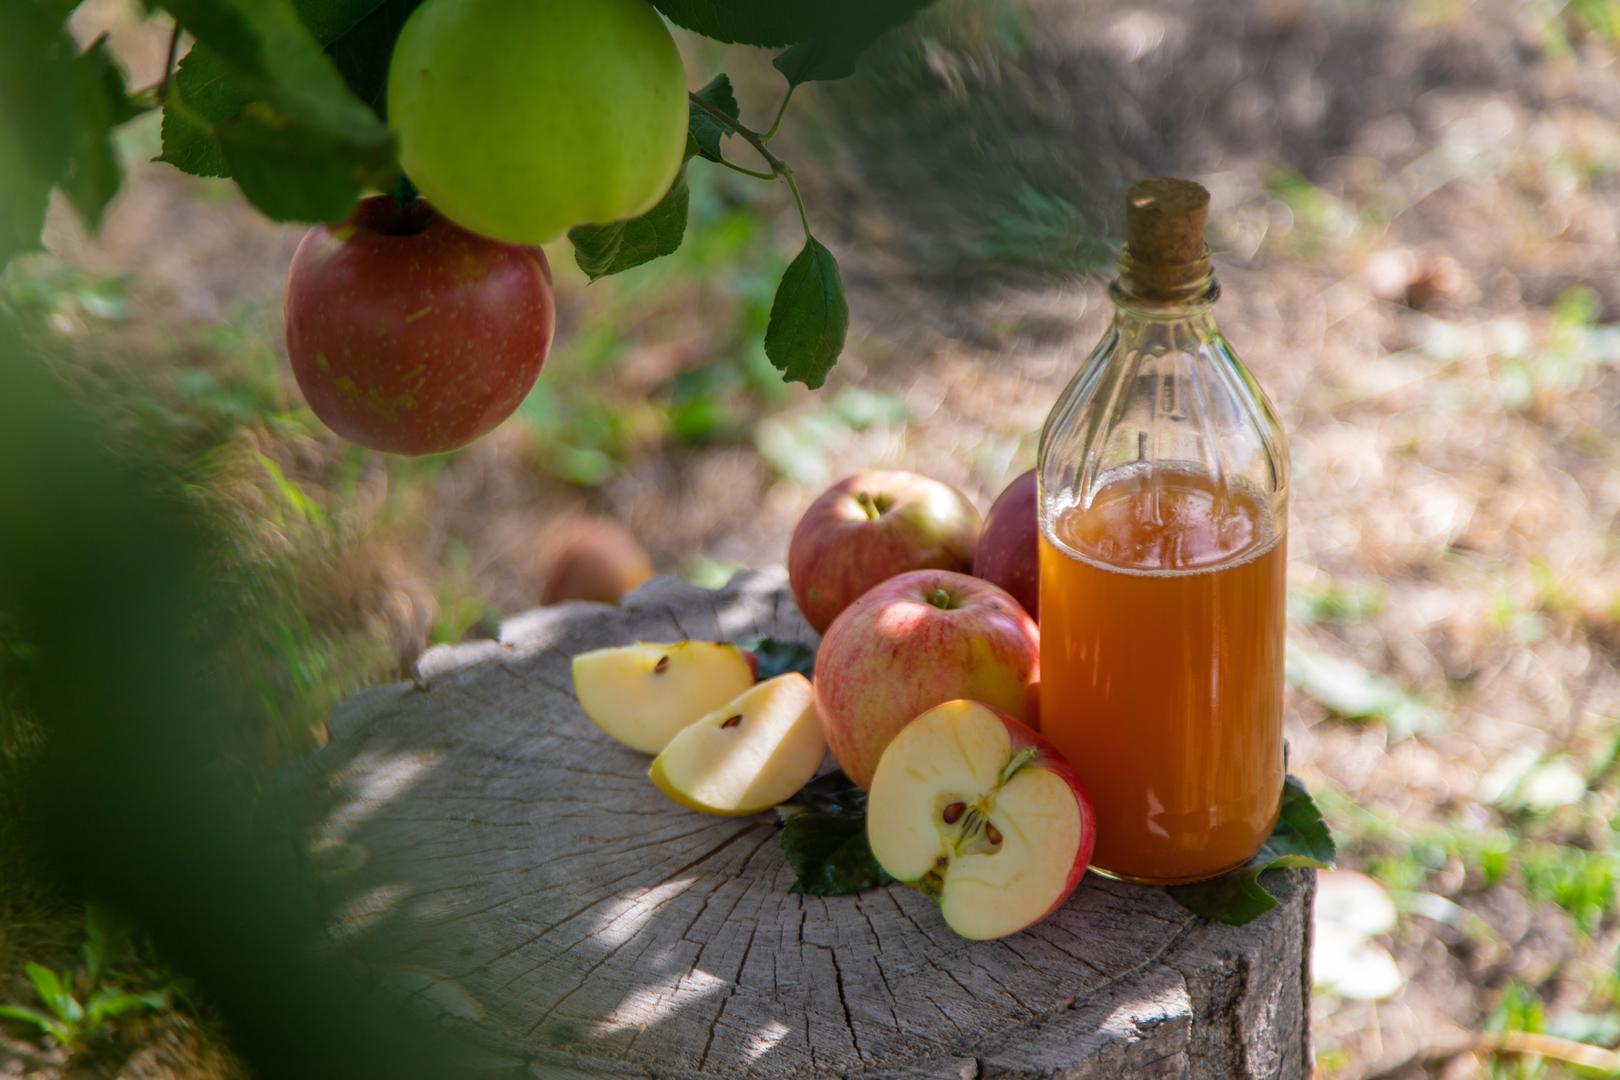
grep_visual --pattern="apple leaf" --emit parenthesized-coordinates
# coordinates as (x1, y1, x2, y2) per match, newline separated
(156, 0, 397, 221)
(324, 0, 423, 116)
(567, 73, 736, 280)
(0, 6, 142, 268)
(772, 1, 938, 87)
(569, 168, 690, 281)
(686, 74, 740, 164)
(1166, 776, 1337, 926)
(777, 773, 893, 896)
(733, 637, 815, 680)
(765, 237, 849, 389)
(650, 0, 935, 49)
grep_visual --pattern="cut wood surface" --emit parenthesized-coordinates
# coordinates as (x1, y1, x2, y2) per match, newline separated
(293, 570, 1315, 1079)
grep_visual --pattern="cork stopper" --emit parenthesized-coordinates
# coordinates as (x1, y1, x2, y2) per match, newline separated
(1119, 178, 1213, 303)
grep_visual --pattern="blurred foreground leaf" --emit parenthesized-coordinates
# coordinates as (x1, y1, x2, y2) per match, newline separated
(1167, 776, 1337, 926)
(0, 6, 140, 267)
(0, 312, 493, 1076)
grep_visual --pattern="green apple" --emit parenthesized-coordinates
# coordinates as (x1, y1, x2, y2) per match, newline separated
(388, 0, 689, 245)
(649, 674, 824, 816)
(572, 641, 757, 754)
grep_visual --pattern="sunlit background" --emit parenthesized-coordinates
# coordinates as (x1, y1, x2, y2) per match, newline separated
(3, 0, 1619, 1076)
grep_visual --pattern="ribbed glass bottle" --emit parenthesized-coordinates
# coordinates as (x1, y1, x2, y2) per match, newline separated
(1037, 179, 1290, 885)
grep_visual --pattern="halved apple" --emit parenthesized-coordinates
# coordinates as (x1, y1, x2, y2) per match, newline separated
(571, 641, 756, 754)
(649, 674, 825, 816)
(867, 699, 1095, 940)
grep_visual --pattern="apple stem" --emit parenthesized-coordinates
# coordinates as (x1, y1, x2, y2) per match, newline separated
(156, 22, 181, 103)
(856, 491, 883, 521)
(392, 173, 420, 207)
(687, 90, 815, 244)
(926, 588, 956, 611)
(997, 747, 1038, 787)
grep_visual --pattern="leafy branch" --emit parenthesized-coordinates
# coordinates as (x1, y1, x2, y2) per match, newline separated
(3, 0, 937, 388)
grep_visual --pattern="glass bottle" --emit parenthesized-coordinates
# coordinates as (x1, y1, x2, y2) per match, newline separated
(1037, 179, 1289, 885)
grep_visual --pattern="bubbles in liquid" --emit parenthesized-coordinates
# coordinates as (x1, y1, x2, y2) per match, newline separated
(1048, 463, 1277, 574)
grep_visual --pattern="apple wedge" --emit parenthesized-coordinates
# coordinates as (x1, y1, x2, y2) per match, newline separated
(572, 641, 756, 754)
(650, 674, 824, 816)
(867, 700, 1095, 940)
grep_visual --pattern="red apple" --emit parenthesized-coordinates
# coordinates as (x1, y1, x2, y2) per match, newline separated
(284, 196, 555, 455)
(541, 518, 654, 605)
(814, 569, 1039, 790)
(973, 469, 1039, 619)
(867, 699, 1094, 939)
(788, 471, 981, 633)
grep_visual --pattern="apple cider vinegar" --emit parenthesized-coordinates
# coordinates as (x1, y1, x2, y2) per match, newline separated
(1037, 179, 1290, 884)
(1039, 469, 1284, 882)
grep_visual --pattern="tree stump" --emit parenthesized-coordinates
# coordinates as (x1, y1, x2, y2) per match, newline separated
(295, 570, 1314, 1079)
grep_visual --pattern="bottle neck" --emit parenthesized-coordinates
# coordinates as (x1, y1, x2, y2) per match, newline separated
(1110, 244, 1220, 314)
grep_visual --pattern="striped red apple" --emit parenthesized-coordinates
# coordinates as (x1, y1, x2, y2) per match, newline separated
(813, 569, 1039, 790)
(788, 471, 980, 634)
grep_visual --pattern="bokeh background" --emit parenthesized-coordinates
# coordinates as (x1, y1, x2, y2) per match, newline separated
(3, 0, 1619, 1076)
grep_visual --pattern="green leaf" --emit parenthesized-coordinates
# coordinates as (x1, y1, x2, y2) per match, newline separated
(568, 168, 690, 280)
(1166, 776, 1337, 926)
(156, 0, 397, 220)
(0, 1003, 56, 1032)
(765, 237, 848, 389)
(215, 106, 382, 222)
(772, 2, 938, 87)
(686, 74, 740, 164)
(567, 73, 739, 280)
(651, 0, 934, 48)
(0, 6, 143, 266)
(158, 47, 238, 177)
(777, 773, 894, 896)
(1286, 642, 1440, 738)
(324, 0, 421, 115)
(155, 0, 384, 141)
(733, 637, 815, 681)
(84, 988, 165, 1024)
(24, 962, 72, 1022)
(82, 902, 133, 989)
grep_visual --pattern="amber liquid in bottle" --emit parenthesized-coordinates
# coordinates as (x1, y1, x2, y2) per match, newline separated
(1038, 178, 1289, 885)
(1039, 468, 1284, 883)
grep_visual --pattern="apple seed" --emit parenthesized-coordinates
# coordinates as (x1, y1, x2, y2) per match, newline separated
(720, 713, 743, 729)
(942, 801, 966, 824)
(985, 821, 1003, 846)
(654, 655, 670, 674)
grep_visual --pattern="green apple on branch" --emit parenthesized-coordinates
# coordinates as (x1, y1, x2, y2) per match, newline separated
(3, 0, 948, 454)
(387, 0, 690, 247)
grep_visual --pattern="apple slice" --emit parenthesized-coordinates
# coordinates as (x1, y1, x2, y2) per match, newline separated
(572, 641, 756, 754)
(650, 674, 824, 816)
(867, 700, 1095, 940)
